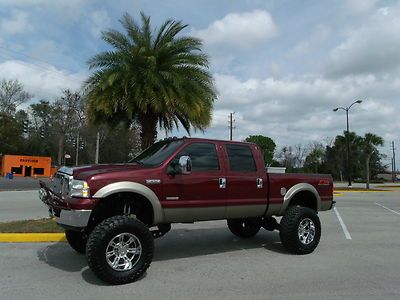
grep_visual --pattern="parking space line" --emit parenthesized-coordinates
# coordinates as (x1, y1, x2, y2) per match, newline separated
(375, 203, 400, 216)
(334, 207, 352, 240)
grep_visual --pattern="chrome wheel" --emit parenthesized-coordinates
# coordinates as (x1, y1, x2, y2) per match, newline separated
(297, 218, 315, 245)
(106, 233, 142, 272)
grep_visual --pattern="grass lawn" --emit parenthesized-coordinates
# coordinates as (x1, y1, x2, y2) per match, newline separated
(0, 218, 64, 233)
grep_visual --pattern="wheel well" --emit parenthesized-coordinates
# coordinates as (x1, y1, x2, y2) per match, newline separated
(90, 192, 154, 229)
(288, 191, 318, 211)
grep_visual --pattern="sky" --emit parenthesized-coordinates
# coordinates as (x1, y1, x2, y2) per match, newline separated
(0, 0, 399, 167)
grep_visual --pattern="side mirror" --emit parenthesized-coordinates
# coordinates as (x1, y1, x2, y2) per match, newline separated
(178, 155, 192, 175)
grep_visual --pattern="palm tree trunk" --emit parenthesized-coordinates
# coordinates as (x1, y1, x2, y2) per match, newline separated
(138, 111, 158, 150)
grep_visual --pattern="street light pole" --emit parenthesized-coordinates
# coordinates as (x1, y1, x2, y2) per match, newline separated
(333, 100, 362, 187)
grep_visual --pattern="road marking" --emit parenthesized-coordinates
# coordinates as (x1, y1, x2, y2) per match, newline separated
(334, 207, 352, 240)
(375, 203, 400, 216)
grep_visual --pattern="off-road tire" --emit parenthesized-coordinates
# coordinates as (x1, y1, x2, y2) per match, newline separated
(65, 230, 87, 254)
(279, 206, 321, 254)
(227, 218, 262, 238)
(86, 216, 154, 285)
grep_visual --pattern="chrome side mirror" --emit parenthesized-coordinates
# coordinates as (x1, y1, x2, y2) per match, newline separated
(178, 155, 192, 175)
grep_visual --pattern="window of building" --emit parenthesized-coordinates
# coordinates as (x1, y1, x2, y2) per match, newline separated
(11, 166, 23, 174)
(226, 144, 257, 172)
(33, 168, 44, 175)
(174, 142, 220, 172)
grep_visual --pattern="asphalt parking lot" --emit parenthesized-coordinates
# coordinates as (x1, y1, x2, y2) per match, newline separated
(0, 188, 400, 299)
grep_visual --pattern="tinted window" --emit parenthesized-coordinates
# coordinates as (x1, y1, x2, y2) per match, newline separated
(131, 140, 184, 167)
(226, 144, 257, 172)
(174, 142, 219, 171)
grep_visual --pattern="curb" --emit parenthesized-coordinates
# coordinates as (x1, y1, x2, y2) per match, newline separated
(0, 233, 66, 243)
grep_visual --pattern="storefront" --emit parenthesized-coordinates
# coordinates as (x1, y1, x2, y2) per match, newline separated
(0, 155, 52, 177)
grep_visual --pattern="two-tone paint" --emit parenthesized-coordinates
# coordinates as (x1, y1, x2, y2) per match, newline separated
(41, 138, 334, 228)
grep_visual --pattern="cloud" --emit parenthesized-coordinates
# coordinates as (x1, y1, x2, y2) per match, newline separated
(89, 9, 111, 38)
(0, 60, 86, 100)
(343, 0, 378, 14)
(291, 24, 331, 56)
(203, 72, 400, 148)
(327, 6, 400, 77)
(0, 11, 32, 35)
(193, 10, 278, 49)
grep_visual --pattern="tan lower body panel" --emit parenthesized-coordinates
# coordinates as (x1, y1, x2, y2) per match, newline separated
(163, 204, 270, 223)
(320, 200, 333, 211)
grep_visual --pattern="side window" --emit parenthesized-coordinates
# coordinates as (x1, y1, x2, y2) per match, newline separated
(226, 144, 257, 172)
(174, 142, 220, 171)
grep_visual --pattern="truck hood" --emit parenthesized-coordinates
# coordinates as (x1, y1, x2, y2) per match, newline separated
(58, 164, 144, 179)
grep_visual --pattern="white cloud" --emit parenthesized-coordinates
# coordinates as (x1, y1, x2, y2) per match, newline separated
(193, 10, 278, 49)
(0, 60, 86, 100)
(343, 0, 378, 14)
(327, 6, 400, 77)
(204, 72, 400, 148)
(0, 11, 32, 35)
(291, 24, 331, 56)
(89, 9, 111, 38)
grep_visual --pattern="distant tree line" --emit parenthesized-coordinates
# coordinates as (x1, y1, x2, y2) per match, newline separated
(246, 133, 386, 182)
(0, 79, 141, 166)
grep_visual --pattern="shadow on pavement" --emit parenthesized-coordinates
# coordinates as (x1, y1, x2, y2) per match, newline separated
(37, 227, 288, 286)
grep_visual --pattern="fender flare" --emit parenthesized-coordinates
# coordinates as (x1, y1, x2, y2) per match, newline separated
(279, 183, 321, 215)
(93, 181, 164, 224)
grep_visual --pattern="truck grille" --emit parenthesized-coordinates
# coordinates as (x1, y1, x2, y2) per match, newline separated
(52, 172, 72, 198)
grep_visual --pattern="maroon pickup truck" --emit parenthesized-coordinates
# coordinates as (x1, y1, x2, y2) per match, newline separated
(39, 137, 334, 284)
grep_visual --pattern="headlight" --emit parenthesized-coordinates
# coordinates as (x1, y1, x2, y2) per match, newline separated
(69, 179, 90, 198)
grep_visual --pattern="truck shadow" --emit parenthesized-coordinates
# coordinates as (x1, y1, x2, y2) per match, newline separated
(37, 227, 289, 286)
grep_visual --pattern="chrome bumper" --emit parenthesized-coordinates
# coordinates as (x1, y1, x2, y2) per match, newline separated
(56, 209, 92, 228)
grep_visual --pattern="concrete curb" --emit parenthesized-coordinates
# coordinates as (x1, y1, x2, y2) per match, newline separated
(334, 189, 394, 193)
(0, 233, 66, 243)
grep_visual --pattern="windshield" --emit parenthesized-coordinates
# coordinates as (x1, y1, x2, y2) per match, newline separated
(131, 140, 184, 167)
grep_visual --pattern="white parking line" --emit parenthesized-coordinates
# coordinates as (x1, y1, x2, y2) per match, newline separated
(334, 207, 352, 240)
(375, 203, 400, 216)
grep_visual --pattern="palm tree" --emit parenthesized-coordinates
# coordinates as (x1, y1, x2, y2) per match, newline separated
(362, 133, 384, 189)
(85, 12, 216, 149)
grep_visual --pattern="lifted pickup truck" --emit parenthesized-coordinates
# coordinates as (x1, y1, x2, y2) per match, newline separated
(39, 137, 334, 284)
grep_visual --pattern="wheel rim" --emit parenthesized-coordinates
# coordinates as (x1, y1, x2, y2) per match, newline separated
(106, 233, 142, 272)
(297, 218, 316, 245)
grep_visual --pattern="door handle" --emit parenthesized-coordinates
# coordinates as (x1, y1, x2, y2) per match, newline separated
(219, 178, 226, 189)
(257, 178, 263, 189)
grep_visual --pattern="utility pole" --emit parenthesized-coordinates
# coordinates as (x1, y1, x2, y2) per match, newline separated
(75, 133, 80, 167)
(95, 131, 100, 164)
(228, 112, 235, 141)
(392, 141, 396, 182)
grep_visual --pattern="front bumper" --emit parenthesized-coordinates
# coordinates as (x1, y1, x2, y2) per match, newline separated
(39, 184, 92, 229)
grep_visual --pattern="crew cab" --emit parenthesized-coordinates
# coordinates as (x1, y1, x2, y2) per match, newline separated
(39, 137, 334, 284)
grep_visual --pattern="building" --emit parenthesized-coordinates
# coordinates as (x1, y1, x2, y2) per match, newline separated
(0, 155, 52, 177)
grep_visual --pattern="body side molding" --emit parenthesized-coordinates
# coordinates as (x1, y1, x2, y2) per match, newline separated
(93, 181, 164, 224)
(279, 183, 321, 215)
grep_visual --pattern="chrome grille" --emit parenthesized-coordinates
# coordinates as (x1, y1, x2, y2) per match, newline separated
(53, 172, 72, 198)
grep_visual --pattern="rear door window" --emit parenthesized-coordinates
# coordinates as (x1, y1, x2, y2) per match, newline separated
(226, 144, 257, 172)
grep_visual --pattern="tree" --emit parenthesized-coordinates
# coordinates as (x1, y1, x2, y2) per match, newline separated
(361, 133, 384, 189)
(245, 135, 276, 165)
(304, 143, 325, 173)
(52, 90, 83, 165)
(0, 79, 32, 115)
(85, 12, 216, 149)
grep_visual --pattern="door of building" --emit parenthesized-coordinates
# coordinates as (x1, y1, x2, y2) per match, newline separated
(24, 166, 32, 177)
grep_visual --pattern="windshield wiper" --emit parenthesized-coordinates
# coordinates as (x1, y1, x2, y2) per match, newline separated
(131, 159, 143, 165)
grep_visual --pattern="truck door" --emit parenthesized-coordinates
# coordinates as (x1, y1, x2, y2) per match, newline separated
(223, 143, 268, 219)
(162, 142, 227, 222)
